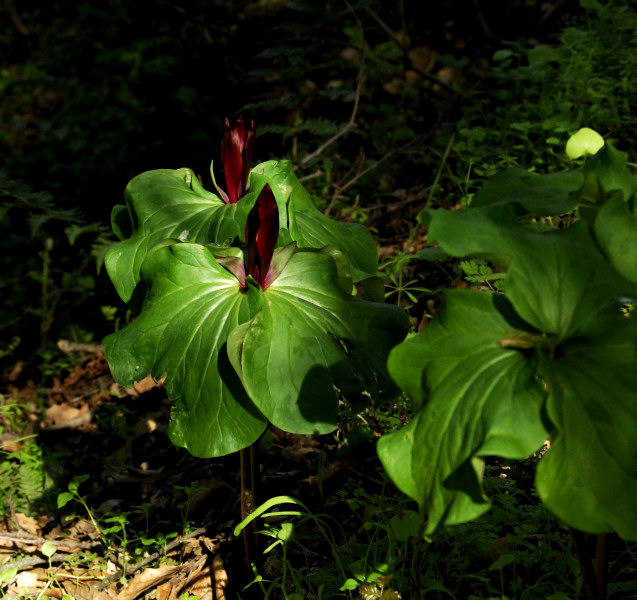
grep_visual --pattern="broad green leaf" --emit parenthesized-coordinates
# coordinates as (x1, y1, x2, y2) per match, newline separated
(427, 208, 637, 339)
(389, 509, 424, 541)
(228, 248, 409, 433)
(376, 412, 421, 502)
(582, 143, 637, 203)
(105, 241, 407, 457)
(105, 168, 253, 305)
(257, 160, 379, 281)
(379, 290, 549, 533)
(104, 242, 267, 457)
(593, 192, 637, 283)
(537, 318, 637, 541)
(503, 223, 637, 339)
(107, 160, 379, 307)
(461, 167, 583, 216)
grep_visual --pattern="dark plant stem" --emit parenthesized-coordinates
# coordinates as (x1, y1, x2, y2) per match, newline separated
(594, 533, 608, 600)
(569, 528, 608, 600)
(239, 444, 260, 569)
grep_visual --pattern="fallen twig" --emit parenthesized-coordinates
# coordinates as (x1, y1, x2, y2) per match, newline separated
(57, 339, 104, 354)
(95, 526, 209, 590)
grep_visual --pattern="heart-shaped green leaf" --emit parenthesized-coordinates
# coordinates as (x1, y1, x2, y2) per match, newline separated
(105, 241, 408, 457)
(104, 242, 267, 457)
(228, 248, 409, 433)
(379, 290, 549, 533)
(565, 127, 604, 159)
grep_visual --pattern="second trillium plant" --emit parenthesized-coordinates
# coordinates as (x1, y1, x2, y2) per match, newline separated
(104, 118, 409, 457)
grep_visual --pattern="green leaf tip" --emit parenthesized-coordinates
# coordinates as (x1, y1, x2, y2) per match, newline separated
(566, 127, 604, 159)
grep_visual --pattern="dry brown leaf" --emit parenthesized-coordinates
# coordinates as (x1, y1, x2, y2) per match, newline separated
(116, 565, 183, 600)
(408, 46, 439, 73)
(63, 579, 113, 600)
(180, 560, 213, 600)
(67, 518, 100, 540)
(213, 555, 228, 600)
(45, 402, 79, 424)
(156, 581, 173, 600)
(9, 569, 44, 595)
(15, 513, 41, 535)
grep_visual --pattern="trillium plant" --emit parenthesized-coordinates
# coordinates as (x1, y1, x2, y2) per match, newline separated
(104, 117, 409, 458)
(378, 130, 637, 544)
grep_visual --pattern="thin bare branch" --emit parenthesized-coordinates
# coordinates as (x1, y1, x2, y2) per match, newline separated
(300, 0, 365, 166)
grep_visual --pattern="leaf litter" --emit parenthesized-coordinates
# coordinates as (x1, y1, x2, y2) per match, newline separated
(0, 340, 391, 599)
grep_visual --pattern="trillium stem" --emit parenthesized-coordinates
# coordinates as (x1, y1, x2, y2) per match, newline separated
(569, 528, 608, 600)
(239, 443, 260, 569)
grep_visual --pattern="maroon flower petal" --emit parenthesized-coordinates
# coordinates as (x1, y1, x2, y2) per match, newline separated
(220, 116, 256, 204)
(245, 184, 279, 288)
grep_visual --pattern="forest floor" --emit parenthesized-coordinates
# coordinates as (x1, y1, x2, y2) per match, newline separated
(1, 339, 396, 600)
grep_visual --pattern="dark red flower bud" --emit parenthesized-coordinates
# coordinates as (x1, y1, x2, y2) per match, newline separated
(245, 184, 279, 288)
(219, 116, 256, 204)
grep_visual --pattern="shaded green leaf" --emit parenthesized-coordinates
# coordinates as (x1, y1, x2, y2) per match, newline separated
(594, 192, 637, 283)
(583, 143, 637, 203)
(379, 290, 548, 533)
(537, 318, 637, 540)
(466, 167, 583, 216)
(427, 208, 637, 339)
